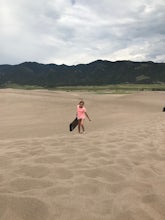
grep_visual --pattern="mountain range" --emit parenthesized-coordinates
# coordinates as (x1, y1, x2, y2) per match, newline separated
(0, 60, 165, 87)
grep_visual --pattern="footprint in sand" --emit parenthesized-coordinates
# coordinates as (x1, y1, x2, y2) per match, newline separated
(47, 186, 71, 197)
(0, 194, 48, 220)
(14, 165, 50, 178)
(53, 168, 74, 179)
(94, 199, 113, 215)
(74, 183, 101, 196)
(0, 156, 13, 168)
(113, 209, 154, 220)
(9, 178, 53, 192)
(142, 194, 165, 218)
(80, 168, 124, 182)
(34, 155, 65, 164)
(90, 152, 110, 159)
(0, 174, 4, 184)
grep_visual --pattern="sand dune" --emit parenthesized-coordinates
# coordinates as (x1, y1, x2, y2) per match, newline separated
(0, 89, 165, 220)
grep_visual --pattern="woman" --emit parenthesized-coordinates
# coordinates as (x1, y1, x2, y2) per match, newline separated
(76, 100, 91, 133)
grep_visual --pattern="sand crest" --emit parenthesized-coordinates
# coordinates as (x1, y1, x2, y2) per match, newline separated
(0, 89, 165, 220)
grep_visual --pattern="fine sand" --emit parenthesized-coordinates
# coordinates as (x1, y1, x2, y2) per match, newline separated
(0, 89, 165, 220)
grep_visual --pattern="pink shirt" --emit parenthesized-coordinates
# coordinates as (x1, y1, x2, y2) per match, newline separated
(77, 105, 86, 119)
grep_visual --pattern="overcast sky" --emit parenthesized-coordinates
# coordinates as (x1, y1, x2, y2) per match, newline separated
(1, 0, 165, 65)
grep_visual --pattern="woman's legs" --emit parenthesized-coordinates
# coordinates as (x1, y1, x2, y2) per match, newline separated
(81, 119, 85, 133)
(78, 119, 85, 133)
(78, 119, 81, 133)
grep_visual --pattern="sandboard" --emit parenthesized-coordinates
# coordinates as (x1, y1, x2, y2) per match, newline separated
(163, 107, 165, 112)
(69, 117, 78, 131)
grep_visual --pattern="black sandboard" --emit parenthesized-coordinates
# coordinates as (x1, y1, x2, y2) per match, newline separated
(69, 118, 78, 131)
(163, 107, 165, 112)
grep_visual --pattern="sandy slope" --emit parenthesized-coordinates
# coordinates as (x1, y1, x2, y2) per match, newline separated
(0, 89, 165, 220)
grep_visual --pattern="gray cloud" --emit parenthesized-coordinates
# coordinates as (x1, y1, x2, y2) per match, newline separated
(0, 0, 164, 65)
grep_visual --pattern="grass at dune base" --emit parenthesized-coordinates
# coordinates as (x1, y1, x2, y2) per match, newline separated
(1, 83, 165, 93)
(56, 84, 165, 92)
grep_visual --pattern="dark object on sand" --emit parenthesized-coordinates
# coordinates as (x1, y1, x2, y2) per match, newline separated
(70, 118, 78, 131)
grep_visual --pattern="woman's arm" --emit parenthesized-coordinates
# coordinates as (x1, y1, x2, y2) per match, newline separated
(85, 112, 91, 121)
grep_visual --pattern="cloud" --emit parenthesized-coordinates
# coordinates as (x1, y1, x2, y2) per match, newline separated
(0, 0, 165, 65)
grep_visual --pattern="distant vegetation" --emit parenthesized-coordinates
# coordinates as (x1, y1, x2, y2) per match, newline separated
(2, 84, 165, 94)
(0, 60, 165, 89)
(55, 84, 165, 93)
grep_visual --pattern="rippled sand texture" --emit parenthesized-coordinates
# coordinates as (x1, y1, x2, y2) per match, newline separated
(0, 89, 165, 220)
